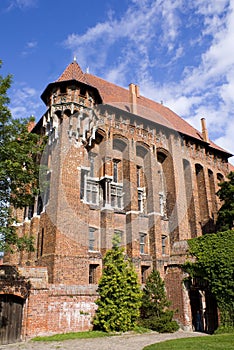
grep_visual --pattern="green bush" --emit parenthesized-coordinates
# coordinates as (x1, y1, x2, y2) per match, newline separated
(93, 244, 142, 332)
(214, 326, 234, 334)
(139, 270, 179, 333)
(139, 312, 179, 333)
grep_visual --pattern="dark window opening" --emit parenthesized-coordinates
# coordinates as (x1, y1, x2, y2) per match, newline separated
(89, 264, 99, 284)
(40, 228, 44, 257)
(141, 266, 149, 284)
(80, 169, 85, 199)
(28, 202, 34, 220)
(162, 235, 167, 255)
(37, 196, 43, 215)
(80, 87, 86, 97)
(60, 85, 66, 94)
(137, 166, 141, 187)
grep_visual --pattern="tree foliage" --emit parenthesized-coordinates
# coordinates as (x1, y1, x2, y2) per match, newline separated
(139, 270, 179, 333)
(184, 230, 234, 326)
(93, 245, 142, 332)
(216, 171, 234, 231)
(0, 60, 43, 252)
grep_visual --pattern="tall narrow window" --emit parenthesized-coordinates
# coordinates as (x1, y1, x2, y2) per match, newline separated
(89, 264, 99, 284)
(159, 192, 166, 217)
(137, 166, 142, 187)
(80, 169, 85, 199)
(89, 153, 95, 177)
(37, 195, 43, 215)
(141, 266, 149, 284)
(111, 185, 123, 209)
(138, 189, 144, 212)
(86, 181, 99, 205)
(40, 228, 44, 257)
(28, 201, 34, 220)
(113, 160, 118, 183)
(161, 235, 167, 255)
(89, 227, 98, 251)
(140, 233, 147, 254)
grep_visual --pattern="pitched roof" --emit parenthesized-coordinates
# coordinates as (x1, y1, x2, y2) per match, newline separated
(57, 61, 87, 84)
(55, 61, 232, 156)
(85, 73, 230, 155)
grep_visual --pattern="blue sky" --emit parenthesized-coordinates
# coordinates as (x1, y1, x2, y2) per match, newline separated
(0, 0, 234, 164)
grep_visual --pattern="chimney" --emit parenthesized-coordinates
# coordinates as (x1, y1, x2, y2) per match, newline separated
(129, 83, 139, 114)
(201, 118, 209, 143)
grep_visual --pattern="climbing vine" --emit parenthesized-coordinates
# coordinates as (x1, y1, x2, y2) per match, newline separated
(184, 230, 234, 327)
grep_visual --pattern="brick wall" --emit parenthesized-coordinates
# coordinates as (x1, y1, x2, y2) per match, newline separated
(24, 285, 98, 338)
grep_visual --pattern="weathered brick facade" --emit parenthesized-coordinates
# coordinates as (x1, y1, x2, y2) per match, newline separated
(1, 60, 233, 342)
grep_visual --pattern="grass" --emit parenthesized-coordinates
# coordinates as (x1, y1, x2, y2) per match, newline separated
(143, 333, 234, 350)
(32, 330, 111, 341)
(32, 326, 150, 342)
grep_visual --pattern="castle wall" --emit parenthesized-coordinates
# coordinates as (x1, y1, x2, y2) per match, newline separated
(3, 75, 232, 341)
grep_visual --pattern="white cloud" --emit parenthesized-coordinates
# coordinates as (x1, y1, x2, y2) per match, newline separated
(7, 0, 37, 10)
(64, 0, 182, 77)
(21, 40, 38, 56)
(62, 0, 234, 162)
(26, 41, 37, 48)
(9, 83, 42, 119)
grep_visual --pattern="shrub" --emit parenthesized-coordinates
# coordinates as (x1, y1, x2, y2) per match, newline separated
(139, 313, 179, 333)
(139, 270, 179, 333)
(93, 245, 142, 332)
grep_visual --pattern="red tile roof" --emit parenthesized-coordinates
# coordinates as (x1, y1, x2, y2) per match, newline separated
(228, 163, 234, 172)
(57, 61, 87, 84)
(56, 62, 232, 156)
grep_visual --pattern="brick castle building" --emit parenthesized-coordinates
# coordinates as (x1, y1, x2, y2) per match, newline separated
(1, 60, 233, 344)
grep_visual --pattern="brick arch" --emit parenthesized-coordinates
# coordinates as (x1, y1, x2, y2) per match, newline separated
(183, 159, 197, 238)
(208, 169, 218, 222)
(156, 147, 170, 162)
(63, 109, 72, 117)
(217, 172, 224, 183)
(112, 134, 128, 151)
(136, 140, 150, 150)
(195, 163, 209, 232)
(96, 127, 106, 139)
(54, 110, 62, 118)
(136, 142, 150, 158)
(157, 148, 178, 244)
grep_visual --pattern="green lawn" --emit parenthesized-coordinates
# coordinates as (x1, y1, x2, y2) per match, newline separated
(32, 326, 150, 342)
(32, 330, 111, 341)
(143, 334, 234, 350)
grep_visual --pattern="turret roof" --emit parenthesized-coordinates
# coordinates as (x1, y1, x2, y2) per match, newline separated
(57, 61, 87, 84)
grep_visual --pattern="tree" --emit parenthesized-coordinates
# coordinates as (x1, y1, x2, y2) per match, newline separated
(216, 171, 234, 231)
(139, 270, 179, 333)
(184, 230, 234, 328)
(0, 60, 43, 253)
(93, 245, 142, 332)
